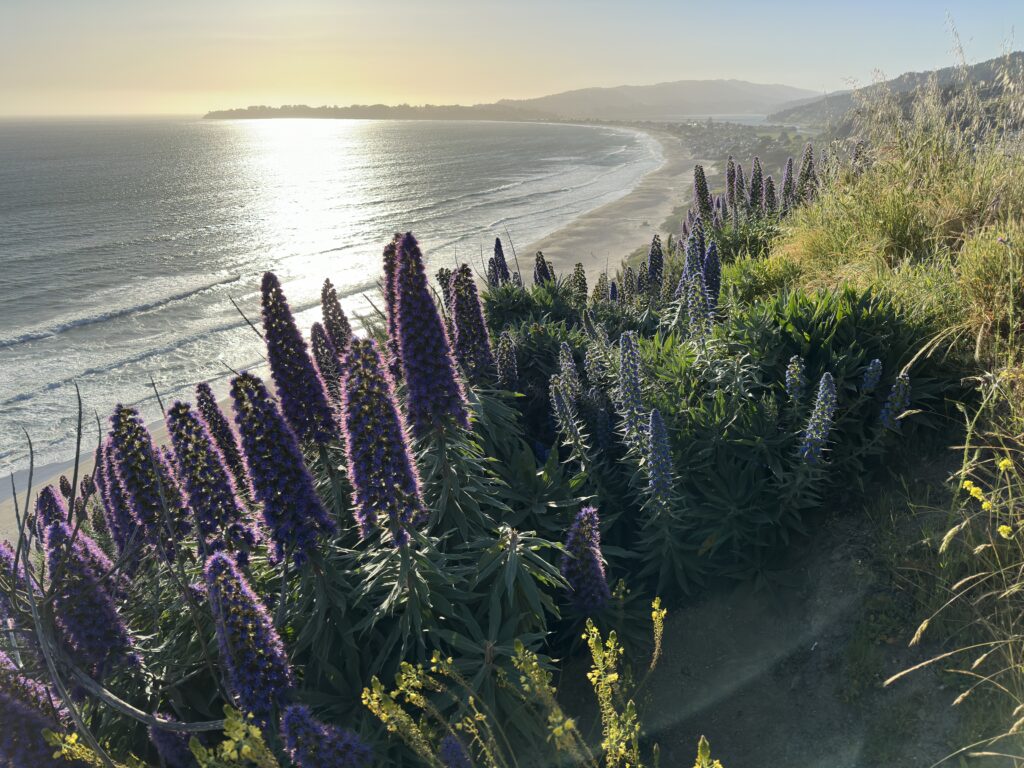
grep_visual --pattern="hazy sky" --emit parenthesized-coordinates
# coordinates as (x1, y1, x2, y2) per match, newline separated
(0, 0, 1019, 116)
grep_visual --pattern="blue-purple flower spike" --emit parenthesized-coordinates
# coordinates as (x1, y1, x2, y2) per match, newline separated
(281, 704, 373, 768)
(734, 164, 748, 213)
(491, 237, 511, 285)
(204, 552, 293, 725)
(800, 372, 837, 464)
(450, 264, 495, 384)
(495, 331, 518, 390)
(98, 440, 138, 557)
(617, 331, 644, 446)
(560, 506, 611, 614)
(196, 382, 251, 498)
(693, 164, 714, 224)
(321, 278, 353, 354)
(0, 648, 67, 725)
(231, 372, 335, 565)
(167, 401, 259, 564)
(797, 143, 817, 202)
(394, 232, 469, 437)
(880, 373, 911, 431)
(383, 234, 403, 379)
(763, 175, 778, 216)
(781, 156, 795, 212)
(647, 234, 664, 294)
(311, 321, 345, 404)
(34, 485, 68, 536)
(261, 271, 338, 445)
(340, 339, 425, 545)
(109, 405, 190, 560)
(749, 157, 764, 213)
(533, 251, 555, 285)
(0, 683, 79, 768)
(785, 355, 807, 402)
(438, 733, 473, 768)
(148, 717, 197, 768)
(45, 521, 136, 681)
(646, 409, 673, 511)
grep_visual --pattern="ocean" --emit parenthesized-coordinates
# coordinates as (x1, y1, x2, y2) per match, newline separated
(0, 118, 661, 477)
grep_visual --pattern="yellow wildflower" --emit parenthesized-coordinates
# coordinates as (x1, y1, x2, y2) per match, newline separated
(999, 524, 1014, 540)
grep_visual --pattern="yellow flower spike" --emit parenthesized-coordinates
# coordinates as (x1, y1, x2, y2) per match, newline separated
(999, 458, 1013, 472)
(999, 524, 1014, 540)
(982, 501, 994, 511)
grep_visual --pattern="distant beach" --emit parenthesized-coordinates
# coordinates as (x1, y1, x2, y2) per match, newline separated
(526, 127, 695, 276)
(0, 124, 692, 541)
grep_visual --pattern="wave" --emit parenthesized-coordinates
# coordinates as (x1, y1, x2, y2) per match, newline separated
(0, 280, 380, 410)
(0, 274, 243, 349)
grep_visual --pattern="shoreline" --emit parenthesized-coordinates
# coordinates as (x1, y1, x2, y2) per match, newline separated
(524, 126, 695, 279)
(0, 125, 694, 542)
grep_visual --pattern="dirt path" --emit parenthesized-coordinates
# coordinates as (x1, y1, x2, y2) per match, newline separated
(565, 507, 1008, 768)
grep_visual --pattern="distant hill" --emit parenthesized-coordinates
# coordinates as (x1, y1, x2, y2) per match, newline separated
(495, 80, 818, 121)
(767, 52, 1024, 128)
(204, 103, 551, 121)
(206, 79, 818, 122)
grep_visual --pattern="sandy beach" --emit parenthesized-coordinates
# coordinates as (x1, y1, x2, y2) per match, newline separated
(0, 125, 694, 542)
(526, 127, 695, 278)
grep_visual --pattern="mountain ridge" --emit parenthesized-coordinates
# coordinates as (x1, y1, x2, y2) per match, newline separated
(204, 79, 818, 121)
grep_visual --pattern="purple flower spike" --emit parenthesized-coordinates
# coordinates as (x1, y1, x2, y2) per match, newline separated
(533, 251, 555, 285)
(148, 716, 197, 768)
(491, 237, 511, 286)
(34, 485, 69, 536)
(340, 339, 425, 545)
(394, 232, 469, 437)
(438, 733, 473, 768)
(796, 143, 817, 202)
(45, 521, 136, 681)
(646, 234, 664, 294)
(763, 175, 778, 215)
(196, 382, 252, 498)
(261, 271, 338, 445)
(800, 372, 837, 464)
(311, 321, 345, 404)
(383, 234, 403, 379)
(58, 475, 72, 500)
(99, 440, 138, 558)
(749, 156, 764, 213)
(734, 164, 748, 212)
(450, 264, 495, 384)
(560, 506, 611, 614)
(781, 157, 795, 212)
(321, 278, 354, 353)
(167, 402, 259, 565)
(0, 685, 80, 768)
(0, 649, 67, 725)
(109, 405, 190, 561)
(231, 373, 335, 566)
(495, 332, 518, 391)
(693, 164, 714, 225)
(726, 156, 736, 211)
(204, 552, 293, 725)
(281, 704, 373, 768)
